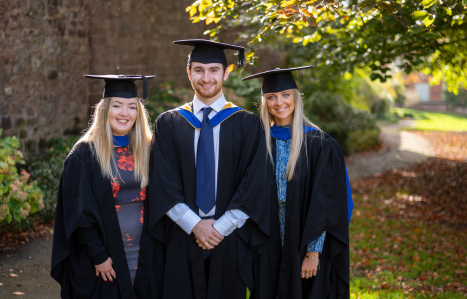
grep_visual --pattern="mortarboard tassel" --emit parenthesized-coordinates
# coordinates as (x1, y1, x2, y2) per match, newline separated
(238, 49, 245, 68)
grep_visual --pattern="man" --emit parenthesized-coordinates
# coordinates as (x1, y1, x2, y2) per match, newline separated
(148, 40, 270, 299)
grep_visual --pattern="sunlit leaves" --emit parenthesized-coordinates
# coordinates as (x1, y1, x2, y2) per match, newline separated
(185, 0, 467, 90)
(424, 14, 435, 27)
(413, 10, 429, 20)
(421, 0, 435, 8)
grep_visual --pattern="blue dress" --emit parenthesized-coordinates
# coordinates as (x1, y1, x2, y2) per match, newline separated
(276, 138, 326, 252)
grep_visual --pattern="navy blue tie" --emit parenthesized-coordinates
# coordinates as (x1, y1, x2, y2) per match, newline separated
(196, 107, 216, 214)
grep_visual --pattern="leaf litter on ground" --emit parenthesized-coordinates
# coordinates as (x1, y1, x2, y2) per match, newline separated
(350, 131, 467, 298)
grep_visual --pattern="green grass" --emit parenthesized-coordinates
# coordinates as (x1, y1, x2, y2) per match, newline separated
(393, 108, 467, 131)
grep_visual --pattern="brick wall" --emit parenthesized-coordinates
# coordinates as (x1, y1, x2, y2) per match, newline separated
(0, 0, 88, 152)
(85, 0, 212, 109)
(0, 0, 282, 154)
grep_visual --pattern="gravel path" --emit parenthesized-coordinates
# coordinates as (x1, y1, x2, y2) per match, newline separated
(0, 121, 434, 298)
(346, 120, 433, 181)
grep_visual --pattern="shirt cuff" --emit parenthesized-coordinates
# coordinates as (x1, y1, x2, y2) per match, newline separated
(166, 203, 201, 235)
(213, 210, 249, 236)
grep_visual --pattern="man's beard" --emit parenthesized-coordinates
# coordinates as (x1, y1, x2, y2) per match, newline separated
(192, 80, 223, 99)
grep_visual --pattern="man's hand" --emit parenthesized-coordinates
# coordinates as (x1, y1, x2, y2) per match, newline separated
(95, 257, 117, 282)
(193, 219, 224, 250)
(301, 252, 319, 279)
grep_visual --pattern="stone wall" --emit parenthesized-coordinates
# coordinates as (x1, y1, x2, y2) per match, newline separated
(0, 0, 89, 152)
(0, 0, 282, 154)
(85, 0, 212, 110)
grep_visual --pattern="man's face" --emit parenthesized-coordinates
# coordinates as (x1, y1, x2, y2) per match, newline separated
(187, 62, 229, 101)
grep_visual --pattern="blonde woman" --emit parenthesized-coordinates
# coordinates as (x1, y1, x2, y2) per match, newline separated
(243, 67, 353, 299)
(51, 75, 161, 299)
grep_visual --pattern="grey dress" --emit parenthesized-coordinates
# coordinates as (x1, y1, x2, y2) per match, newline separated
(111, 145, 146, 284)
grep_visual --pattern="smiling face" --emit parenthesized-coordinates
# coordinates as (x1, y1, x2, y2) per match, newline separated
(265, 89, 296, 126)
(187, 62, 229, 104)
(109, 97, 138, 136)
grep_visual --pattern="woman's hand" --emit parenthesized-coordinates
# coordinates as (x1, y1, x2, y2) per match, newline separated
(95, 257, 117, 282)
(301, 252, 319, 279)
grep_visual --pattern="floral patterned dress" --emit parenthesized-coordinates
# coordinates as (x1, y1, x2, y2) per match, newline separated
(110, 145, 146, 284)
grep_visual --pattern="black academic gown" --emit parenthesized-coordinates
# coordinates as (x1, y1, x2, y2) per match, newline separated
(252, 131, 350, 299)
(51, 142, 164, 299)
(148, 106, 269, 299)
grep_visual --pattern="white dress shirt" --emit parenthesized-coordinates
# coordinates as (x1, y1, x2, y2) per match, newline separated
(166, 94, 249, 236)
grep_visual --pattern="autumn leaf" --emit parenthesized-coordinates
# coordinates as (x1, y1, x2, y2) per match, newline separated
(10, 274, 18, 277)
(206, 12, 216, 25)
(299, 7, 312, 17)
(301, 13, 317, 27)
(13, 292, 25, 296)
(228, 64, 237, 73)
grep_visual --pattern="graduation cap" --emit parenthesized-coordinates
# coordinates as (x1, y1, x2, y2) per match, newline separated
(84, 74, 156, 99)
(241, 66, 314, 94)
(173, 39, 245, 68)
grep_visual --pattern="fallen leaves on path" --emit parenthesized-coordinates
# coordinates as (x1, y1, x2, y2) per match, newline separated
(349, 130, 467, 297)
(9, 274, 18, 278)
(0, 223, 54, 253)
(414, 131, 467, 161)
(13, 292, 25, 295)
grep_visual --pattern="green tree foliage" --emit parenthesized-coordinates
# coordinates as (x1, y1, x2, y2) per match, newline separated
(0, 129, 44, 225)
(187, 0, 467, 93)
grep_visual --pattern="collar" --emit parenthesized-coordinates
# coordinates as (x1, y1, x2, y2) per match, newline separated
(270, 124, 318, 140)
(193, 94, 227, 115)
(112, 134, 130, 147)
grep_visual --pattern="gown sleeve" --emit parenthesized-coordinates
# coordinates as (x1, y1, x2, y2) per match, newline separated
(77, 227, 109, 265)
(300, 136, 350, 299)
(148, 112, 191, 243)
(51, 143, 106, 286)
(300, 137, 349, 248)
(222, 115, 269, 239)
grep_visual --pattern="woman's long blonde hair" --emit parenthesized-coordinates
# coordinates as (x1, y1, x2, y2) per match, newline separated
(74, 97, 153, 188)
(261, 89, 320, 181)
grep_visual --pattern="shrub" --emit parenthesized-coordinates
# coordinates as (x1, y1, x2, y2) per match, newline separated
(26, 136, 80, 223)
(223, 73, 262, 113)
(145, 82, 193, 122)
(371, 98, 392, 117)
(145, 81, 250, 121)
(0, 129, 44, 226)
(303, 91, 380, 155)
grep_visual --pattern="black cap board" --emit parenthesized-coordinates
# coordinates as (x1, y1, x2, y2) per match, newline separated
(241, 66, 314, 94)
(84, 75, 156, 99)
(173, 39, 246, 68)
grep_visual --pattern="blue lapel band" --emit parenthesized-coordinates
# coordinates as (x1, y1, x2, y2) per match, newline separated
(112, 134, 130, 147)
(270, 124, 318, 140)
(174, 103, 244, 130)
(270, 124, 353, 225)
(344, 164, 353, 225)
